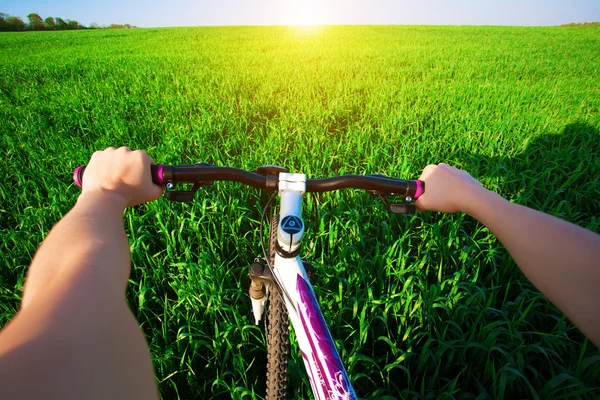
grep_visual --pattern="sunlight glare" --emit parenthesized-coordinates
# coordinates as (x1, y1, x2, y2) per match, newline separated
(285, 0, 328, 26)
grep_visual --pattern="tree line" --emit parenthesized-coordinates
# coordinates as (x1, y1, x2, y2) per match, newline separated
(0, 12, 136, 32)
(560, 21, 600, 27)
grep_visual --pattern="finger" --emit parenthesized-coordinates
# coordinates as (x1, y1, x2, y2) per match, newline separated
(418, 164, 436, 180)
(136, 154, 154, 185)
(89, 150, 103, 164)
(133, 150, 149, 166)
(151, 184, 164, 199)
(414, 195, 427, 210)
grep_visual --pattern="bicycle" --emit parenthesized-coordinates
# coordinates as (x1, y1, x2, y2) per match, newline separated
(74, 163, 424, 399)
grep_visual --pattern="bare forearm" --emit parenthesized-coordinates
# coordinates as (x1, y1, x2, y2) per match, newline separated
(23, 191, 130, 307)
(0, 267, 157, 400)
(3, 191, 159, 399)
(468, 190, 600, 345)
(0, 148, 162, 399)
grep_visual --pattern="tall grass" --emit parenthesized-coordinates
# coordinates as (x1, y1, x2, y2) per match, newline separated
(1, 26, 599, 399)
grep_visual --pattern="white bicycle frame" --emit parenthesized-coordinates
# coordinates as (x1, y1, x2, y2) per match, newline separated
(253, 172, 357, 399)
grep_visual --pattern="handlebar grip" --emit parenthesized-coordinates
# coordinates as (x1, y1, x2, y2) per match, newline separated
(72, 164, 165, 188)
(73, 166, 85, 188)
(414, 180, 424, 200)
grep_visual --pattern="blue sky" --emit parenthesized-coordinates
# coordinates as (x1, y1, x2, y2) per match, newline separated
(2, 0, 600, 28)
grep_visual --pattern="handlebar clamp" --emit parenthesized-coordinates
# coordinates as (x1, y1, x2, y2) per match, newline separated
(255, 165, 289, 191)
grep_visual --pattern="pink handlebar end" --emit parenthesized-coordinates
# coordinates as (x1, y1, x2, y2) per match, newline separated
(414, 180, 424, 200)
(156, 164, 165, 186)
(73, 166, 83, 188)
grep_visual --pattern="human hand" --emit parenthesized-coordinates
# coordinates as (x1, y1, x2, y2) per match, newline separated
(415, 163, 488, 214)
(80, 147, 163, 208)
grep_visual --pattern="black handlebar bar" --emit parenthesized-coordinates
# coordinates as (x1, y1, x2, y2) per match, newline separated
(73, 164, 425, 201)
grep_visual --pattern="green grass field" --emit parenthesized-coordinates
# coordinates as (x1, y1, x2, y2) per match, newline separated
(1, 25, 599, 399)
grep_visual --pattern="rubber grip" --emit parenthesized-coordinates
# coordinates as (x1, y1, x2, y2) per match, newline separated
(72, 164, 164, 188)
(414, 180, 424, 200)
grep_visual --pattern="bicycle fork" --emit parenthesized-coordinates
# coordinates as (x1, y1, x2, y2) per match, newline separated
(249, 257, 315, 325)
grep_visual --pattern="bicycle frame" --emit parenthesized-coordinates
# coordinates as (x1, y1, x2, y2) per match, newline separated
(270, 172, 357, 399)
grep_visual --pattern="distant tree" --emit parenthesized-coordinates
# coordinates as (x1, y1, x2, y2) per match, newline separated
(6, 16, 26, 31)
(67, 19, 83, 30)
(44, 16, 56, 30)
(560, 21, 600, 27)
(27, 12, 45, 30)
(0, 12, 132, 32)
(0, 13, 7, 31)
(107, 23, 135, 29)
(55, 17, 67, 29)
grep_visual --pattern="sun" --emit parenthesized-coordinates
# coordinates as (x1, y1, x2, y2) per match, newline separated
(285, 0, 328, 26)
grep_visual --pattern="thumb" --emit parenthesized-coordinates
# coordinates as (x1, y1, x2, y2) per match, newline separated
(149, 177, 164, 200)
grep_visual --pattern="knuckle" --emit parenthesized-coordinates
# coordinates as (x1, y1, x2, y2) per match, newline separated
(90, 150, 104, 162)
(133, 150, 149, 166)
(133, 149, 147, 159)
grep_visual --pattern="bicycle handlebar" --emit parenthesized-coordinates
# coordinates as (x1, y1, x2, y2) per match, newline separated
(73, 164, 424, 199)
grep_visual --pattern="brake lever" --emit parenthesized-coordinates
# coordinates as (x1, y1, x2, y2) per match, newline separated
(367, 189, 416, 215)
(164, 162, 214, 202)
(165, 181, 213, 202)
(386, 202, 416, 215)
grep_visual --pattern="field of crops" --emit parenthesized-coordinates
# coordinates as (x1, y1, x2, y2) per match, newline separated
(1, 25, 599, 399)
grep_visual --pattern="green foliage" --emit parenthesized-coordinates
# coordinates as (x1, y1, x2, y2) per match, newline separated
(26, 13, 44, 31)
(55, 17, 67, 30)
(2, 15, 25, 31)
(0, 26, 599, 399)
(44, 16, 56, 30)
(66, 19, 83, 30)
(0, 11, 133, 31)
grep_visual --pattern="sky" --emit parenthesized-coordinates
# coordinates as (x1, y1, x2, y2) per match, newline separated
(2, 0, 600, 28)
